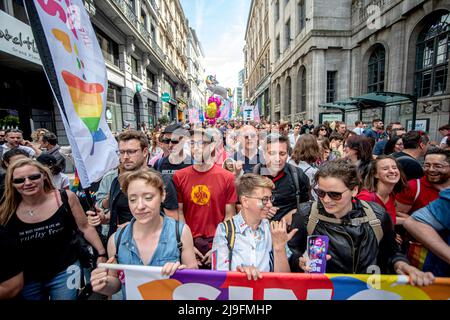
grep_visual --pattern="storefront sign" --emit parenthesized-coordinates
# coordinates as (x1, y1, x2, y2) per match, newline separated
(161, 92, 170, 102)
(0, 10, 41, 65)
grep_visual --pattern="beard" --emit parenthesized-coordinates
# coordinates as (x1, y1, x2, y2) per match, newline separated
(427, 172, 450, 185)
(122, 158, 145, 172)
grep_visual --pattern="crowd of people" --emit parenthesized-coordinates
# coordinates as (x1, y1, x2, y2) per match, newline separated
(0, 118, 449, 300)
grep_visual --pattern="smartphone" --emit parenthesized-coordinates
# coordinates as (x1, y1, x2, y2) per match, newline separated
(307, 235, 329, 274)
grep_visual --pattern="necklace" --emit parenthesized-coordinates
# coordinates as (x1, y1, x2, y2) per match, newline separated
(27, 209, 35, 217)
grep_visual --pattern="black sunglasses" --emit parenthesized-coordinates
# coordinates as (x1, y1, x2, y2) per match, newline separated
(315, 188, 349, 201)
(13, 173, 42, 185)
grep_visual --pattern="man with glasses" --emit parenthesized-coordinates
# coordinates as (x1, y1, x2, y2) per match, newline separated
(152, 124, 192, 177)
(253, 133, 311, 223)
(89, 130, 179, 239)
(232, 125, 264, 174)
(173, 128, 237, 269)
(211, 174, 295, 277)
(393, 131, 429, 180)
(396, 149, 450, 220)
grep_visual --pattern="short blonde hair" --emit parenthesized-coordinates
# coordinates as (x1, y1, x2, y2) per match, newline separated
(119, 168, 165, 197)
(236, 173, 274, 198)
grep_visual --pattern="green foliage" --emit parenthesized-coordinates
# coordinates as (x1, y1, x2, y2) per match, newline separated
(0, 115, 20, 128)
(159, 115, 169, 125)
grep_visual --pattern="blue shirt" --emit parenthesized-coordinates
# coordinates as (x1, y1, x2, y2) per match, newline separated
(412, 188, 450, 231)
(114, 215, 183, 298)
(211, 212, 291, 272)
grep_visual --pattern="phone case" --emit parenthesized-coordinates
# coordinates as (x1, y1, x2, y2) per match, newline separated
(307, 235, 329, 274)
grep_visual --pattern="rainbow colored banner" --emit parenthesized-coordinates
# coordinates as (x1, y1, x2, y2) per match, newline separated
(25, 1, 119, 188)
(100, 264, 450, 300)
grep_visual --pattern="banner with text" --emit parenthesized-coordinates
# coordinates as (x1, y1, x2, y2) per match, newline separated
(100, 264, 450, 300)
(25, 0, 119, 187)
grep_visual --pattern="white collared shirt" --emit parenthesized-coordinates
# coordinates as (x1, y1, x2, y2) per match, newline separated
(211, 212, 291, 272)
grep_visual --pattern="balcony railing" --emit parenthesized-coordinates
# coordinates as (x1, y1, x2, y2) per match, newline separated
(111, 0, 138, 28)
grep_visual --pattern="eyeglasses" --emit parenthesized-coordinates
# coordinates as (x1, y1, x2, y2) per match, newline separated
(118, 149, 141, 156)
(190, 140, 211, 147)
(315, 188, 349, 201)
(12, 173, 42, 185)
(423, 163, 449, 170)
(245, 195, 275, 205)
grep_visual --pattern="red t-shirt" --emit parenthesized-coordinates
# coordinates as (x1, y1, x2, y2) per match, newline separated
(357, 189, 397, 224)
(395, 177, 440, 214)
(173, 164, 238, 239)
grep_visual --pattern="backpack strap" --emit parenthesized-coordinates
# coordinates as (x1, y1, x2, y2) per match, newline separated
(114, 227, 126, 261)
(359, 201, 383, 245)
(306, 201, 383, 244)
(175, 218, 183, 257)
(306, 202, 320, 235)
(223, 219, 236, 271)
(288, 164, 301, 214)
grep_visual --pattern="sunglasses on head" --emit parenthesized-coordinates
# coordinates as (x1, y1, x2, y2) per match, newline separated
(12, 173, 42, 185)
(315, 188, 349, 201)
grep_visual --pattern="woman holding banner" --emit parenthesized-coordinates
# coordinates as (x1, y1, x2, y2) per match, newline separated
(90, 168, 197, 299)
(288, 159, 435, 286)
(0, 159, 107, 300)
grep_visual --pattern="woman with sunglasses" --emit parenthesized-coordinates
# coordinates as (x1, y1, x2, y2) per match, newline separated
(288, 160, 434, 285)
(0, 159, 106, 299)
(313, 126, 329, 140)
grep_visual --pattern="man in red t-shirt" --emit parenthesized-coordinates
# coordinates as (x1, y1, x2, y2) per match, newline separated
(173, 128, 237, 268)
(396, 149, 450, 223)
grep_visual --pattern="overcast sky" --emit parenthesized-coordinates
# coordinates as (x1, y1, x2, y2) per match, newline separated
(180, 0, 251, 89)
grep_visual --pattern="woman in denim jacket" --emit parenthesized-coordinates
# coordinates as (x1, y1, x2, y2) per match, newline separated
(90, 169, 197, 299)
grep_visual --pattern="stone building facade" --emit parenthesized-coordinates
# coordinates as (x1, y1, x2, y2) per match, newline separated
(244, 0, 272, 118)
(187, 27, 206, 112)
(263, 0, 449, 140)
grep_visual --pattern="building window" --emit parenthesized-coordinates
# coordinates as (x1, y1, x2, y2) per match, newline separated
(415, 12, 449, 97)
(298, 0, 305, 33)
(299, 66, 306, 112)
(276, 84, 281, 106)
(285, 77, 292, 115)
(275, 34, 280, 60)
(275, 0, 280, 22)
(285, 19, 291, 50)
(95, 27, 120, 67)
(146, 70, 156, 91)
(368, 45, 385, 93)
(1, 0, 28, 23)
(326, 71, 337, 103)
(131, 56, 139, 77)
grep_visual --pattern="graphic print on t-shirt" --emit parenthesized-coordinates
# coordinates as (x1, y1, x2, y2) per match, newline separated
(18, 222, 64, 243)
(191, 185, 211, 206)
